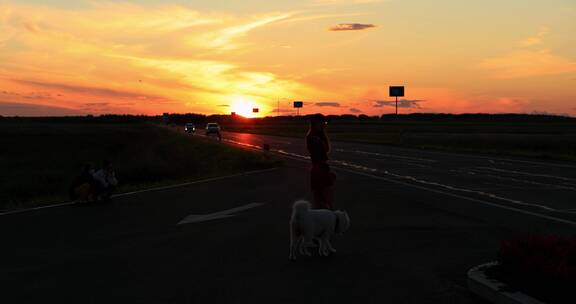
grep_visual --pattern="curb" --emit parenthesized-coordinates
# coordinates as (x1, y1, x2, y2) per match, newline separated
(467, 262, 545, 304)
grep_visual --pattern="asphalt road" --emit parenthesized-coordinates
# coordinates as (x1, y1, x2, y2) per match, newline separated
(222, 131, 576, 230)
(2, 130, 575, 303)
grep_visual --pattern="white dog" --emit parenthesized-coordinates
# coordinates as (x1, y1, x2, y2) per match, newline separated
(289, 200, 350, 260)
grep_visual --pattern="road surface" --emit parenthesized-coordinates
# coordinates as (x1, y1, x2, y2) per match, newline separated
(222, 131, 576, 228)
(2, 130, 575, 303)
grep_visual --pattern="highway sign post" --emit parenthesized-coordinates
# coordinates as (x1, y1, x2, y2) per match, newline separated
(389, 86, 405, 115)
(293, 101, 303, 116)
(252, 108, 259, 113)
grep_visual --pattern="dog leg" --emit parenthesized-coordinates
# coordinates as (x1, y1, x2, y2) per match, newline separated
(302, 232, 314, 256)
(317, 238, 324, 256)
(326, 240, 337, 253)
(289, 239, 296, 260)
(289, 225, 298, 260)
(297, 237, 306, 256)
(301, 238, 309, 255)
(321, 239, 332, 256)
(300, 239, 312, 256)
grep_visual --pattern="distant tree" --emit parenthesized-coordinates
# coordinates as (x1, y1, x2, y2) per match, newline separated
(339, 114, 356, 120)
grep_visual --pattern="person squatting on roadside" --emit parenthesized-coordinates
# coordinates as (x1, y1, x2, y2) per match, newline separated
(306, 114, 336, 210)
(69, 163, 97, 202)
(91, 160, 118, 202)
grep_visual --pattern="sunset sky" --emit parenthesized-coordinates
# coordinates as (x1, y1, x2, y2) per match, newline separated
(0, 0, 574, 117)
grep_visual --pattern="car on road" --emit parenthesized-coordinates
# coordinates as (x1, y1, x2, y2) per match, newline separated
(205, 123, 221, 136)
(184, 123, 195, 133)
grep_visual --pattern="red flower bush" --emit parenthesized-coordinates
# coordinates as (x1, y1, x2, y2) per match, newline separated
(499, 235, 576, 280)
(493, 235, 576, 302)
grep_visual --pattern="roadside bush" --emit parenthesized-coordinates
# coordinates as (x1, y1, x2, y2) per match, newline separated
(491, 235, 576, 303)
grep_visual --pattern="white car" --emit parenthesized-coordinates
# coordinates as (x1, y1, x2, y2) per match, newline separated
(205, 123, 221, 136)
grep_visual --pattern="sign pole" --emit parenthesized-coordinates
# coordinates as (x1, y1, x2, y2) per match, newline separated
(389, 86, 404, 116)
(293, 101, 303, 116)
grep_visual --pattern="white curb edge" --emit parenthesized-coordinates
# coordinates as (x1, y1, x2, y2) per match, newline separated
(467, 262, 546, 304)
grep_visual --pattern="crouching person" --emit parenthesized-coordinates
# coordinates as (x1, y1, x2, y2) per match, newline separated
(92, 161, 118, 202)
(69, 163, 97, 203)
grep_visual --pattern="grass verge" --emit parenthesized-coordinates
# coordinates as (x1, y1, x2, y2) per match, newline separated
(222, 120, 576, 162)
(0, 121, 280, 211)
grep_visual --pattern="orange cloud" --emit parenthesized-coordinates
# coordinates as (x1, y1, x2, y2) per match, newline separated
(313, 0, 386, 5)
(518, 26, 549, 47)
(476, 27, 576, 79)
(329, 23, 376, 31)
(477, 49, 576, 79)
(0, 3, 319, 115)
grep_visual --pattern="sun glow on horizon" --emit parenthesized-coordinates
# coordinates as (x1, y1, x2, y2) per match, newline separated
(0, 1, 574, 116)
(230, 96, 260, 118)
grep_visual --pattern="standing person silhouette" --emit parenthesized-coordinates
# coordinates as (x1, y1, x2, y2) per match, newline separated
(306, 114, 336, 210)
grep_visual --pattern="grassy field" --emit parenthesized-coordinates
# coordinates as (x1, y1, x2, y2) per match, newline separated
(0, 121, 279, 211)
(221, 118, 576, 161)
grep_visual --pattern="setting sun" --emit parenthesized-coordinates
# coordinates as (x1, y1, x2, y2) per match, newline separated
(230, 96, 259, 118)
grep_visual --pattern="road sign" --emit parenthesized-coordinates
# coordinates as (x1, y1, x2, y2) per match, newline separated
(389, 86, 405, 115)
(252, 108, 259, 113)
(293, 101, 303, 115)
(389, 86, 404, 97)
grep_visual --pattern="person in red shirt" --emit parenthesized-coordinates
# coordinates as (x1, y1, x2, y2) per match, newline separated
(306, 114, 336, 210)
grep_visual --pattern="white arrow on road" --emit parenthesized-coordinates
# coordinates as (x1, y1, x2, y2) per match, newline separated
(177, 203, 264, 225)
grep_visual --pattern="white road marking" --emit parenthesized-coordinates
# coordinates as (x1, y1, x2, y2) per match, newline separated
(222, 139, 262, 150)
(230, 139, 567, 216)
(331, 166, 576, 227)
(177, 203, 264, 225)
(465, 169, 576, 191)
(474, 166, 576, 182)
(335, 148, 437, 163)
(275, 149, 310, 160)
(114, 168, 275, 197)
(255, 141, 571, 215)
(479, 156, 576, 169)
(0, 168, 276, 217)
(222, 137, 576, 226)
(0, 202, 78, 217)
(333, 160, 560, 212)
(224, 131, 576, 169)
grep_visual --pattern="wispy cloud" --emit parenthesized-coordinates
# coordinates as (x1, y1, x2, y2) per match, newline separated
(329, 23, 376, 31)
(314, 0, 385, 6)
(193, 13, 292, 50)
(477, 27, 576, 79)
(316, 102, 341, 107)
(349, 107, 362, 113)
(11, 79, 166, 101)
(0, 4, 319, 115)
(518, 26, 549, 47)
(83, 102, 110, 107)
(0, 101, 82, 116)
(477, 49, 576, 79)
(373, 99, 423, 108)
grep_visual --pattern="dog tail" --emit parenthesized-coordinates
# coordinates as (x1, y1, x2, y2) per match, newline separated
(292, 200, 311, 217)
